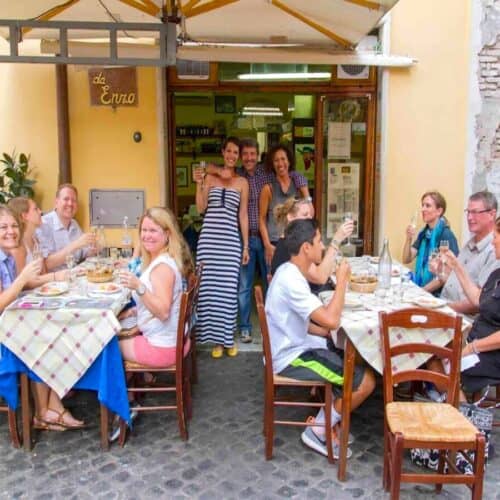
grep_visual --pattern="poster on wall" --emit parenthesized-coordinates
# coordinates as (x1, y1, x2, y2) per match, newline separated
(326, 162, 360, 238)
(327, 122, 351, 159)
(294, 144, 315, 186)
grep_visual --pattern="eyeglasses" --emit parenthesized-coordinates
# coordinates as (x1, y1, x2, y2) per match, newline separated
(464, 209, 492, 216)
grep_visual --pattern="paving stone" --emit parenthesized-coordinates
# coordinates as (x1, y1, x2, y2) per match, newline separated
(0, 352, 498, 499)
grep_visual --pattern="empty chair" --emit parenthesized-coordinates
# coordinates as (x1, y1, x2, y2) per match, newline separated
(379, 308, 485, 499)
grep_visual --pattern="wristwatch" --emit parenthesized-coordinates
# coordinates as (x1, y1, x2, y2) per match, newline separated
(136, 284, 146, 296)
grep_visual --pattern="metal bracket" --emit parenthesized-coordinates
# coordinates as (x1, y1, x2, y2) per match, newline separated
(0, 19, 178, 66)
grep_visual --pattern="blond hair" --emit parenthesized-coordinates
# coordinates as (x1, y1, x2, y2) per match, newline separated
(273, 197, 309, 234)
(7, 197, 31, 234)
(0, 204, 23, 241)
(138, 207, 193, 277)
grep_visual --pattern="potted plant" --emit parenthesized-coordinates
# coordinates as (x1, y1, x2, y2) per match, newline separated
(0, 151, 36, 203)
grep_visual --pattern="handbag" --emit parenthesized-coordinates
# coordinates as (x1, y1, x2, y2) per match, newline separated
(410, 388, 496, 474)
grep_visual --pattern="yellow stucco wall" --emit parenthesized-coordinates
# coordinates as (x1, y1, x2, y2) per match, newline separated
(0, 63, 160, 247)
(385, 0, 471, 260)
(68, 66, 159, 245)
(0, 63, 59, 210)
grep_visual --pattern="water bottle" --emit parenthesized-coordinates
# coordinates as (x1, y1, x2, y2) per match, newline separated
(378, 237, 392, 289)
(121, 216, 133, 259)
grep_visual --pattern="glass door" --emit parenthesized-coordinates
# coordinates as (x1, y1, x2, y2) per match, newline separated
(316, 94, 376, 255)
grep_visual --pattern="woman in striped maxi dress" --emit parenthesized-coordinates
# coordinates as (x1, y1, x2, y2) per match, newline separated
(194, 137, 249, 358)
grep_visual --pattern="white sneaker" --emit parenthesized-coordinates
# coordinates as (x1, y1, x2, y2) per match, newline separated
(109, 403, 140, 442)
(301, 427, 352, 459)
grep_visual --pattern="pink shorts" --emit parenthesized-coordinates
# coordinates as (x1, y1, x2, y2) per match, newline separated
(132, 335, 190, 368)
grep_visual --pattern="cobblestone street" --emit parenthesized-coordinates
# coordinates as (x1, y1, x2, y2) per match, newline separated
(0, 352, 499, 499)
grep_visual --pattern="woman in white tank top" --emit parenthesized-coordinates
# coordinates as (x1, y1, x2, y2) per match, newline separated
(118, 207, 193, 368)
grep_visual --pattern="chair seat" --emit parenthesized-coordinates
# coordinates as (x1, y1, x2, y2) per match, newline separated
(273, 373, 328, 386)
(386, 402, 479, 443)
(124, 360, 175, 371)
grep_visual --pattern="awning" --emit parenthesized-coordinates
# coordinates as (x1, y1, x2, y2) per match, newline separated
(0, 0, 413, 66)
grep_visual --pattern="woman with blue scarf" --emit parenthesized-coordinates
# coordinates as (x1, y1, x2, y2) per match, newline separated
(403, 191, 459, 294)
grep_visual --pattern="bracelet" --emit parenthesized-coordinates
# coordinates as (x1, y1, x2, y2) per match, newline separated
(471, 340, 479, 354)
(243, 246, 249, 251)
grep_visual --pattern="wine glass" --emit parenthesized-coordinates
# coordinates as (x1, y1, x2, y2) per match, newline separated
(343, 212, 354, 246)
(439, 240, 449, 279)
(429, 249, 440, 278)
(410, 210, 418, 230)
(65, 253, 76, 285)
(32, 239, 42, 261)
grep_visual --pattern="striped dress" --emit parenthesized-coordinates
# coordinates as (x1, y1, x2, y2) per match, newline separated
(196, 186, 242, 347)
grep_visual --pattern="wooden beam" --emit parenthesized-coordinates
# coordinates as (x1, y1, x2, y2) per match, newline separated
(344, 0, 382, 11)
(55, 65, 72, 185)
(117, 0, 160, 17)
(186, 0, 240, 18)
(23, 0, 80, 35)
(179, 0, 202, 15)
(271, 0, 353, 48)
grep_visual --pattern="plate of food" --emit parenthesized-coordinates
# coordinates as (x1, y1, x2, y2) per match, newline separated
(391, 268, 400, 277)
(35, 282, 69, 297)
(89, 283, 122, 295)
(412, 296, 446, 309)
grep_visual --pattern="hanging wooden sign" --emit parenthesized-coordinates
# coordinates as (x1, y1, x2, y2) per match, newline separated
(88, 67, 138, 107)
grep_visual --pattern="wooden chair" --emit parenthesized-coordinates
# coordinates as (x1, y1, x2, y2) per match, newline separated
(379, 308, 485, 500)
(0, 374, 26, 449)
(254, 285, 335, 464)
(188, 263, 203, 385)
(118, 274, 198, 445)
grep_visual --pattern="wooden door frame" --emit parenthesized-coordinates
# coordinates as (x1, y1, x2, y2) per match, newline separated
(314, 91, 377, 255)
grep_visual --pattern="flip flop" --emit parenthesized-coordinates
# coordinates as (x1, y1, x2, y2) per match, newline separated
(42, 408, 86, 430)
(33, 416, 66, 432)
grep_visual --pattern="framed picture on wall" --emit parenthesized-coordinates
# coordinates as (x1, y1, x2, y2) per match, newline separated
(176, 166, 188, 188)
(215, 95, 236, 114)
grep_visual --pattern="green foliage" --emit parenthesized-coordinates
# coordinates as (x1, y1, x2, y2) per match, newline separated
(0, 151, 36, 204)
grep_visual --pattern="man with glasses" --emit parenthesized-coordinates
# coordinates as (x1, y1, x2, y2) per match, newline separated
(439, 191, 498, 313)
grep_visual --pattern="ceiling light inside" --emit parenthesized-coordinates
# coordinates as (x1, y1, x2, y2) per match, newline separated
(238, 72, 331, 81)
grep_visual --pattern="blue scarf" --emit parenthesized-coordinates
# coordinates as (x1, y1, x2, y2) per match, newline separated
(414, 217, 446, 287)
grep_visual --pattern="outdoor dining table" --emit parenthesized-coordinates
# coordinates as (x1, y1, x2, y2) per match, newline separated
(320, 258, 470, 481)
(0, 278, 132, 451)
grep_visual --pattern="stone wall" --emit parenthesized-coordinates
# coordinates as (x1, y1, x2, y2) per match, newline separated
(473, 0, 500, 198)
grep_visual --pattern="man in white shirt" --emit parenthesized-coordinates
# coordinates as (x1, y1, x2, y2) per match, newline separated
(37, 184, 95, 271)
(440, 191, 498, 313)
(266, 219, 375, 458)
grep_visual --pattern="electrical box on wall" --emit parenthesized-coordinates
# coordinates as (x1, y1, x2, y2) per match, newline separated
(89, 189, 145, 227)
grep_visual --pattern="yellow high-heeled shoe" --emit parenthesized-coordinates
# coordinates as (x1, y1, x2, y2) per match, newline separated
(211, 345, 224, 359)
(226, 345, 238, 357)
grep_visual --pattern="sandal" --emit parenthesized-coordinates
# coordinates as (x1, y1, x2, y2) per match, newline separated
(33, 415, 66, 432)
(42, 408, 86, 430)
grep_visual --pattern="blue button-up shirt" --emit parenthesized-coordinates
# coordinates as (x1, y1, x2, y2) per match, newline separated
(0, 248, 16, 291)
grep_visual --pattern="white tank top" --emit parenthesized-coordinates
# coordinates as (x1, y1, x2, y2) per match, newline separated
(132, 254, 182, 348)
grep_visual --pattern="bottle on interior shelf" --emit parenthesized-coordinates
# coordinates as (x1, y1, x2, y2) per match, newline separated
(121, 216, 133, 259)
(378, 237, 392, 289)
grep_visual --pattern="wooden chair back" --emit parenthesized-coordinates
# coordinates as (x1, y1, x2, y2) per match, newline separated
(379, 308, 462, 406)
(254, 285, 274, 384)
(174, 276, 197, 374)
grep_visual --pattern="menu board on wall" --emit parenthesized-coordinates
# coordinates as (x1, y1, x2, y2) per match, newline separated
(326, 162, 360, 238)
(327, 122, 351, 159)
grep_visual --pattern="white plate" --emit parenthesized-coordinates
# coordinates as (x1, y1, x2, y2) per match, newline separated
(369, 256, 380, 264)
(344, 293, 363, 309)
(412, 297, 446, 309)
(35, 282, 69, 297)
(89, 283, 122, 295)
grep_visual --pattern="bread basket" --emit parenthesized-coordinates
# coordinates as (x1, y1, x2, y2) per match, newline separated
(349, 275, 378, 293)
(86, 268, 114, 283)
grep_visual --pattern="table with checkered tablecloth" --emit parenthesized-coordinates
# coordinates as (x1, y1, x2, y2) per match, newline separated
(0, 288, 129, 398)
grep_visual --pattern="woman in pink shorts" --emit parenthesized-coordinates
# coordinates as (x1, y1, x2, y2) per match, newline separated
(118, 207, 193, 367)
